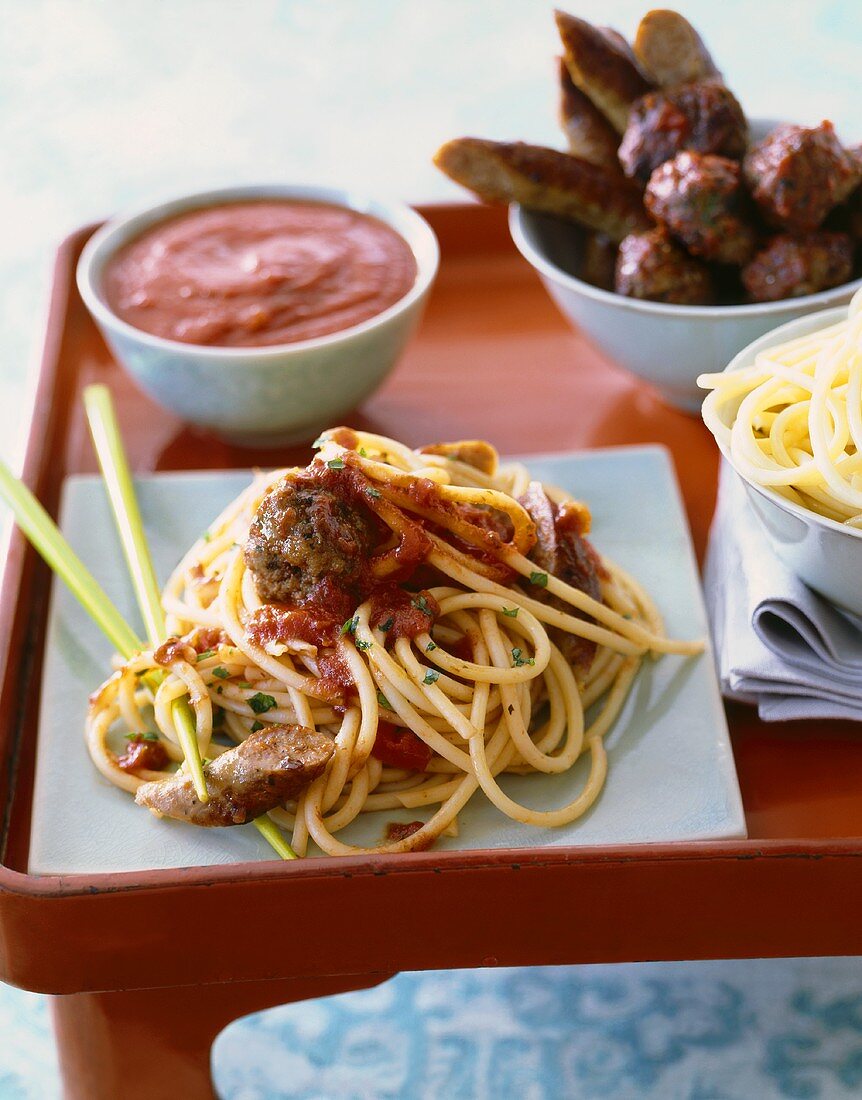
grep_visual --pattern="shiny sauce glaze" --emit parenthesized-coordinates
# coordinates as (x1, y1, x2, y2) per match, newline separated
(103, 200, 418, 347)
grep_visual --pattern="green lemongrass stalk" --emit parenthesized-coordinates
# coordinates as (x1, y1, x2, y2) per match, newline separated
(0, 461, 141, 657)
(253, 815, 298, 860)
(83, 384, 209, 806)
(0, 450, 295, 862)
(83, 385, 166, 644)
(82, 386, 296, 860)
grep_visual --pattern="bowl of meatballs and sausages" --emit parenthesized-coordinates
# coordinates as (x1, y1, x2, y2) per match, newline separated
(435, 8, 862, 412)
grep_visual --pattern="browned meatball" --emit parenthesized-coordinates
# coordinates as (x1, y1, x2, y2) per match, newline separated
(742, 232, 853, 302)
(743, 122, 861, 234)
(618, 80, 748, 183)
(825, 143, 862, 242)
(245, 468, 378, 609)
(615, 228, 714, 304)
(645, 152, 757, 265)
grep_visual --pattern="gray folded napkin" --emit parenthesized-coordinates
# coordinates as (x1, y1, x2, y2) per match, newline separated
(704, 461, 862, 722)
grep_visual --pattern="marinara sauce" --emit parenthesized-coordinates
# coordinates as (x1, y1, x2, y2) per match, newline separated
(103, 200, 418, 347)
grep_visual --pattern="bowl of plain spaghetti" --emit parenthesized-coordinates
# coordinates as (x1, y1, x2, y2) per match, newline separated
(699, 289, 862, 616)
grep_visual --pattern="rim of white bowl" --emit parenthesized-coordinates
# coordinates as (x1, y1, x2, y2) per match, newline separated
(713, 304, 862, 540)
(508, 202, 862, 320)
(77, 183, 440, 360)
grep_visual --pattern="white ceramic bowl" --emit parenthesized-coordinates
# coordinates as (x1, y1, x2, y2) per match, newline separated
(509, 119, 862, 414)
(77, 184, 439, 445)
(711, 305, 862, 617)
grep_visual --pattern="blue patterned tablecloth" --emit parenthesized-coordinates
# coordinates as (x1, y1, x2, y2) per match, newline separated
(1, 1, 861, 1097)
(7, 958, 862, 1099)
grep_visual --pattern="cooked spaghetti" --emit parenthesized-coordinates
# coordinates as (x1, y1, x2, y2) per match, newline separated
(86, 428, 701, 856)
(699, 288, 862, 527)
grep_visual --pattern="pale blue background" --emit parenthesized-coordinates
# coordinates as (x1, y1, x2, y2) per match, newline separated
(1, 1, 861, 1096)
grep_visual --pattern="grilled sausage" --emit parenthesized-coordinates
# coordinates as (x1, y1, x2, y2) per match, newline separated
(557, 56, 623, 171)
(633, 9, 720, 87)
(135, 724, 334, 826)
(433, 138, 650, 241)
(555, 10, 652, 132)
(519, 482, 601, 675)
(581, 232, 618, 290)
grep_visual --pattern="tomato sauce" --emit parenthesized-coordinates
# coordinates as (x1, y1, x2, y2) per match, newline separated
(368, 585, 440, 641)
(116, 735, 168, 775)
(372, 722, 432, 772)
(103, 200, 418, 347)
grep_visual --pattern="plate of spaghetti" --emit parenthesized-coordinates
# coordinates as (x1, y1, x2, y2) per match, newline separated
(29, 431, 744, 872)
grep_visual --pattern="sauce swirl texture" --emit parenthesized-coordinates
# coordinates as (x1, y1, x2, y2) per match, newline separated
(103, 200, 418, 347)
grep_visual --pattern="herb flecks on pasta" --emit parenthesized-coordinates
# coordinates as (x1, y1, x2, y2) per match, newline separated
(86, 428, 700, 857)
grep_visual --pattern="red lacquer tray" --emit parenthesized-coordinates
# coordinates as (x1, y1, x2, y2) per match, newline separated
(3, 204, 862, 1099)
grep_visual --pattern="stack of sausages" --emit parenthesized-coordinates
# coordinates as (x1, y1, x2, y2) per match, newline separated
(435, 9, 861, 305)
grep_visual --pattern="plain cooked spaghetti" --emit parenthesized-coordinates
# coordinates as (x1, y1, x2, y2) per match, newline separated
(699, 288, 862, 527)
(86, 429, 701, 856)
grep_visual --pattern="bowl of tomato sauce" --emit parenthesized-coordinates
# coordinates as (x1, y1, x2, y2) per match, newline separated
(77, 185, 439, 444)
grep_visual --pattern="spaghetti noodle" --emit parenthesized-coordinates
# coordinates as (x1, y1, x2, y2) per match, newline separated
(86, 429, 701, 856)
(699, 288, 862, 527)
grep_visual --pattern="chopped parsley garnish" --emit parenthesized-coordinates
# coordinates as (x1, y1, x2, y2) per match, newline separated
(202, 530, 212, 543)
(367, 487, 381, 499)
(341, 616, 358, 636)
(250, 721, 264, 732)
(511, 647, 535, 668)
(423, 669, 440, 685)
(216, 686, 223, 695)
(529, 571, 548, 588)
(355, 639, 372, 651)
(212, 666, 230, 679)
(327, 457, 345, 470)
(196, 649, 215, 662)
(502, 607, 519, 618)
(125, 731, 159, 742)
(312, 435, 327, 450)
(377, 691, 391, 709)
(379, 616, 394, 633)
(426, 640, 438, 652)
(358, 447, 368, 457)
(237, 681, 252, 689)
(249, 692, 277, 714)
(411, 594, 432, 615)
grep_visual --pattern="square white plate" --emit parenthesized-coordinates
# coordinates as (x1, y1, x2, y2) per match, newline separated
(28, 446, 745, 874)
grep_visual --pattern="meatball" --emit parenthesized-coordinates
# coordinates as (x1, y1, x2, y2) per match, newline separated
(824, 143, 862, 242)
(742, 232, 853, 302)
(245, 469, 378, 608)
(743, 122, 861, 234)
(619, 80, 748, 183)
(615, 228, 714, 304)
(645, 151, 758, 265)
